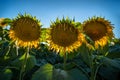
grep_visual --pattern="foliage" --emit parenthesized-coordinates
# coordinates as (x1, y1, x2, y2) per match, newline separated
(0, 17, 120, 80)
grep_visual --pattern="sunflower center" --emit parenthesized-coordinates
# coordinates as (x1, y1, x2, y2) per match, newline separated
(51, 24, 78, 47)
(13, 18, 40, 41)
(84, 22, 107, 41)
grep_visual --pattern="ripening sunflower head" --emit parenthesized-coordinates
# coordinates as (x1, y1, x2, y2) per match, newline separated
(0, 18, 8, 27)
(82, 16, 114, 48)
(48, 17, 85, 53)
(9, 14, 42, 48)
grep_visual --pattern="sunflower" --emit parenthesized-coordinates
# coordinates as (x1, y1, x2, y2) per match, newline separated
(9, 14, 41, 48)
(0, 18, 8, 27)
(48, 18, 85, 53)
(82, 16, 114, 48)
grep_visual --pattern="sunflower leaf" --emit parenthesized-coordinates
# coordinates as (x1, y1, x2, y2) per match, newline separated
(98, 57, 120, 80)
(31, 63, 53, 80)
(67, 68, 89, 80)
(0, 69, 13, 80)
(11, 54, 36, 72)
(107, 44, 120, 58)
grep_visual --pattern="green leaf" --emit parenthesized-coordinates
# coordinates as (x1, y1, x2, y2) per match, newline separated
(78, 44, 91, 66)
(107, 44, 120, 58)
(67, 51, 79, 60)
(98, 57, 120, 80)
(32, 63, 71, 80)
(26, 54, 37, 71)
(32, 63, 53, 80)
(32, 63, 89, 80)
(53, 69, 71, 80)
(68, 68, 89, 80)
(11, 54, 36, 72)
(0, 69, 13, 80)
(0, 45, 11, 66)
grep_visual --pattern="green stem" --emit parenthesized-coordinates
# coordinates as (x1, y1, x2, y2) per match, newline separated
(94, 63, 103, 80)
(19, 47, 29, 80)
(90, 60, 95, 80)
(16, 46, 19, 56)
(89, 52, 95, 80)
(63, 52, 67, 70)
(15, 41, 19, 56)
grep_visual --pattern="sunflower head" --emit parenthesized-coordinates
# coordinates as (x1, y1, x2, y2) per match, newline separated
(9, 14, 42, 48)
(0, 18, 9, 28)
(48, 17, 85, 53)
(82, 16, 114, 48)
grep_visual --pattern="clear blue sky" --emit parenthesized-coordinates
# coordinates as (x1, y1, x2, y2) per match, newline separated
(0, 0, 120, 38)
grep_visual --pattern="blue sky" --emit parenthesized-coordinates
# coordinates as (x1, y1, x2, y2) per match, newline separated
(0, 0, 120, 38)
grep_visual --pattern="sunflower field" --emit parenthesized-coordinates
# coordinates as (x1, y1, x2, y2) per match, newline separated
(0, 14, 120, 80)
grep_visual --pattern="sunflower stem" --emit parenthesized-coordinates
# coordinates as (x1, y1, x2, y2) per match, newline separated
(15, 41, 19, 56)
(89, 51, 96, 80)
(19, 47, 29, 80)
(63, 51, 67, 70)
(16, 46, 19, 56)
(90, 59, 95, 80)
(94, 63, 103, 80)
